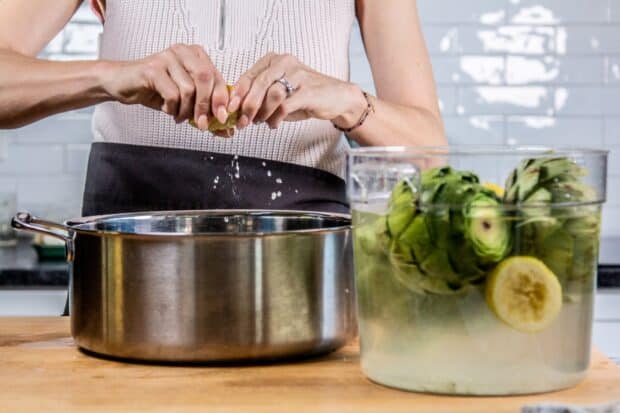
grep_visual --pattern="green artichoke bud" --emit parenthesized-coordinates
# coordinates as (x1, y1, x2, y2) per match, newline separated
(354, 215, 390, 256)
(504, 157, 601, 288)
(386, 179, 416, 238)
(384, 166, 511, 296)
(463, 192, 512, 264)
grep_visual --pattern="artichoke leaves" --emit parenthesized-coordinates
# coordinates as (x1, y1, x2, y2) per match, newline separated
(504, 157, 600, 288)
(386, 167, 511, 295)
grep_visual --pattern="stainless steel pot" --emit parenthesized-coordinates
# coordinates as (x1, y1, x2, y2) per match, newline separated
(12, 210, 356, 362)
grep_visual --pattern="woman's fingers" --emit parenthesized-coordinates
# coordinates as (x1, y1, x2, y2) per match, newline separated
(147, 44, 231, 131)
(238, 54, 302, 126)
(145, 67, 181, 117)
(211, 77, 230, 124)
(240, 66, 287, 124)
(171, 44, 215, 130)
(254, 82, 288, 123)
(229, 75, 252, 128)
(162, 49, 196, 123)
(229, 52, 274, 117)
(266, 90, 309, 129)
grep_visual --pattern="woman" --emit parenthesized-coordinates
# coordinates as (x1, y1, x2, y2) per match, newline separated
(0, 0, 444, 215)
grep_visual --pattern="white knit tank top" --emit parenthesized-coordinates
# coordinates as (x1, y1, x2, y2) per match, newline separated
(92, 0, 356, 178)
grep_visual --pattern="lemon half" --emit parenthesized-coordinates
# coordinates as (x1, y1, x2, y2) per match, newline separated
(486, 256, 562, 333)
(188, 85, 239, 132)
(483, 182, 505, 198)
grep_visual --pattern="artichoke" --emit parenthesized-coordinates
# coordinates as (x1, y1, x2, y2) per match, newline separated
(504, 157, 600, 288)
(386, 167, 512, 295)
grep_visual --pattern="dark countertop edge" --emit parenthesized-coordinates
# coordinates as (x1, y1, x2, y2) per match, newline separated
(1, 265, 620, 288)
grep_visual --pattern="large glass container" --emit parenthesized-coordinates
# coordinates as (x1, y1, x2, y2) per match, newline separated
(347, 146, 608, 395)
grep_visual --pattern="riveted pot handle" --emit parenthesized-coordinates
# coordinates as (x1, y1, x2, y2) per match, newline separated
(11, 212, 75, 262)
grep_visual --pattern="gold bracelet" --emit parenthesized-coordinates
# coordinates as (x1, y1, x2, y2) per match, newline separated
(332, 91, 374, 133)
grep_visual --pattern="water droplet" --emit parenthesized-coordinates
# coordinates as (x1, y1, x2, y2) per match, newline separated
(275, 178, 283, 184)
(262, 161, 266, 167)
(267, 170, 272, 177)
(271, 192, 277, 200)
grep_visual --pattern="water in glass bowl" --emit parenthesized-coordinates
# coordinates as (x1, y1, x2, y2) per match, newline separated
(352, 202, 597, 395)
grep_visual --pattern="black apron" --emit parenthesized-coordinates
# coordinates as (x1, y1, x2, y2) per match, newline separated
(63, 142, 349, 315)
(82, 142, 349, 216)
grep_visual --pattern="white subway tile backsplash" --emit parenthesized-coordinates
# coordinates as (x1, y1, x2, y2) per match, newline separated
(554, 87, 603, 116)
(438, 87, 458, 115)
(602, 206, 620, 237)
(601, 89, 620, 116)
(507, 0, 609, 24)
(65, 144, 91, 175)
(418, 1, 506, 24)
(459, 86, 554, 115)
(0, 178, 17, 193)
(611, 1, 620, 22)
(557, 26, 620, 54)
(506, 56, 603, 85)
(0, 144, 63, 176)
(607, 57, 620, 84)
(607, 147, 620, 176)
(421, 26, 459, 54)
(606, 178, 620, 205)
(432, 56, 505, 85)
(16, 177, 84, 219)
(445, 116, 505, 144)
(62, 24, 102, 55)
(8, 113, 92, 144)
(72, 4, 101, 23)
(605, 118, 620, 145)
(458, 26, 555, 54)
(507, 117, 604, 145)
(43, 32, 64, 55)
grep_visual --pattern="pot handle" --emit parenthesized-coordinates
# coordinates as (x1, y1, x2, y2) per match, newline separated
(11, 212, 75, 262)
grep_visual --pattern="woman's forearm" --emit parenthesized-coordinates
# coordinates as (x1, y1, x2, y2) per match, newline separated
(338, 85, 446, 147)
(0, 49, 111, 128)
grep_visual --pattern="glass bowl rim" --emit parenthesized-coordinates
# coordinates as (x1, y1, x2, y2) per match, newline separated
(347, 145, 609, 158)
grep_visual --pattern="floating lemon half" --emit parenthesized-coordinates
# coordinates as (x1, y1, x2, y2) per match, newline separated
(486, 256, 562, 333)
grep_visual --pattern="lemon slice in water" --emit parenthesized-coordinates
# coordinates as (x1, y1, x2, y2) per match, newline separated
(486, 256, 562, 333)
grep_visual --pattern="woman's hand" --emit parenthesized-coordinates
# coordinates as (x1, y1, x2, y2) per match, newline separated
(100, 44, 231, 133)
(228, 53, 367, 130)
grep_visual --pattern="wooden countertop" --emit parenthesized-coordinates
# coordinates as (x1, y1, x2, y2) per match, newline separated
(1, 317, 619, 413)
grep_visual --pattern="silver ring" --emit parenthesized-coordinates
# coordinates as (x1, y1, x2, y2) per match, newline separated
(275, 76, 298, 97)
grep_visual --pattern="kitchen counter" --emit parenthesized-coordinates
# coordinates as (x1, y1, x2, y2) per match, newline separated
(1, 317, 619, 413)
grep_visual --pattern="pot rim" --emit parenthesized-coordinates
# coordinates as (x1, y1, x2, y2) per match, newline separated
(64, 209, 352, 238)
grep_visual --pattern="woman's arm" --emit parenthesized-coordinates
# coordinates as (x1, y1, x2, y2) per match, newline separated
(229, 0, 445, 147)
(0, 0, 230, 130)
(349, 0, 445, 146)
(0, 0, 112, 128)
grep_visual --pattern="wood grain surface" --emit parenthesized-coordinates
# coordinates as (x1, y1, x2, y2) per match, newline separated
(1, 317, 618, 413)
